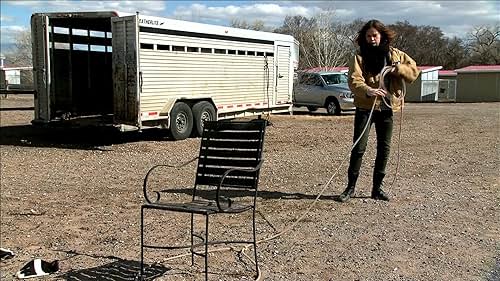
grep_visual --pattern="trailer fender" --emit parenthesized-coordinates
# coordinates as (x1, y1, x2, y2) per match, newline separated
(160, 98, 179, 118)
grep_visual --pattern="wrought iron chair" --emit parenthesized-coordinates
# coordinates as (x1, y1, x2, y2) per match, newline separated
(140, 119, 267, 280)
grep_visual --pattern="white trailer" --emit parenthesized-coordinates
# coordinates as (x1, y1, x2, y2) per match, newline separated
(31, 11, 299, 139)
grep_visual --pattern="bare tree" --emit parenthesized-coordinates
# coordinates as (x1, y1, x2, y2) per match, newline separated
(465, 24, 500, 65)
(5, 29, 33, 85)
(6, 29, 32, 67)
(275, 11, 356, 70)
(340, 18, 365, 65)
(390, 21, 468, 69)
(303, 10, 353, 69)
(230, 19, 271, 31)
(441, 37, 467, 69)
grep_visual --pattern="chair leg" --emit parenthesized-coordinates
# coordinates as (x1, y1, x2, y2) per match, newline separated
(190, 213, 195, 266)
(205, 215, 209, 281)
(140, 207, 145, 279)
(252, 209, 259, 276)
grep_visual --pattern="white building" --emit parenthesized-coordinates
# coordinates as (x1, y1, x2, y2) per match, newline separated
(405, 66, 443, 102)
(0, 55, 33, 90)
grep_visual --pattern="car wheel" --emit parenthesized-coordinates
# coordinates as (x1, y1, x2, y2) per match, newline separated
(325, 98, 341, 116)
(192, 101, 216, 137)
(170, 102, 193, 140)
(307, 106, 319, 112)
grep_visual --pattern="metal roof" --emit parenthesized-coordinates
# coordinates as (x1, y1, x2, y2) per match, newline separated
(454, 65, 500, 73)
(418, 66, 442, 72)
(438, 70, 457, 76)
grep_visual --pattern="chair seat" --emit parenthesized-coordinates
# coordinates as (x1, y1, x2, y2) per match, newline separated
(143, 199, 253, 214)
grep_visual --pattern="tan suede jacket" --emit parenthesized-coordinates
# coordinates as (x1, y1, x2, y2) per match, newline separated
(348, 47, 420, 112)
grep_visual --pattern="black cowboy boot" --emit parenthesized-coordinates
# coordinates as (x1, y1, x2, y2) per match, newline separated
(338, 186, 355, 202)
(372, 173, 390, 201)
(338, 173, 358, 203)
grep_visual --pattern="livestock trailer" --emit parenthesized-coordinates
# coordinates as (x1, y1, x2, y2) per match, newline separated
(31, 11, 299, 139)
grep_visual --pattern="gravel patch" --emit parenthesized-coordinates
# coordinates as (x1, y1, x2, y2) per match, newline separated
(1, 95, 499, 280)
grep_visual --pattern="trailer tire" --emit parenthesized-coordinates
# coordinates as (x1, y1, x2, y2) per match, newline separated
(170, 102, 193, 140)
(192, 101, 216, 137)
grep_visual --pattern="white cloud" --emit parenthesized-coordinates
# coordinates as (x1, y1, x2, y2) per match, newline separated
(0, 25, 29, 45)
(292, 1, 499, 38)
(2, 0, 497, 40)
(0, 15, 15, 23)
(9, 1, 166, 15)
(170, 1, 498, 38)
(172, 3, 320, 26)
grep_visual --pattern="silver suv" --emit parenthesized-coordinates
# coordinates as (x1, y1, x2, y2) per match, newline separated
(293, 71, 355, 115)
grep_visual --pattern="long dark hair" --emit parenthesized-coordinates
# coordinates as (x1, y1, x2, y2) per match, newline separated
(356, 20, 396, 74)
(355, 19, 396, 48)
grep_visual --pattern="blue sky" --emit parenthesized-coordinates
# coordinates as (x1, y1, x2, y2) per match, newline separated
(1, 0, 499, 51)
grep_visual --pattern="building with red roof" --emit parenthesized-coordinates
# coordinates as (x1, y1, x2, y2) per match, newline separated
(454, 65, 500, 102)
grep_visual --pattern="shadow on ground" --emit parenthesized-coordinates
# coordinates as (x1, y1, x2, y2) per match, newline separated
(486, 254, 500, 281)
(61, 258, 168, 281)
(159, 188, 339, 201)
(0, 125, 177, 150)
(53, 251, 169, 281)
(0, 106, 34, 111)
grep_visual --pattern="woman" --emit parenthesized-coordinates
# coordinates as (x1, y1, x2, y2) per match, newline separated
(338, 20, 420, 202)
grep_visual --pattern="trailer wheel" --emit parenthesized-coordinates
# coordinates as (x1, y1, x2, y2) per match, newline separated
(192, 101, 216, 137)
(170, 102, 193, 140)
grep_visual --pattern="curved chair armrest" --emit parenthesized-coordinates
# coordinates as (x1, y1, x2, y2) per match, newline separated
(215, 159, 264, 211)
(143, 156, 199, 204)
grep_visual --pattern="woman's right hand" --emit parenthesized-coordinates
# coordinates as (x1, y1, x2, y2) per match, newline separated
(367, 87, 387, 97)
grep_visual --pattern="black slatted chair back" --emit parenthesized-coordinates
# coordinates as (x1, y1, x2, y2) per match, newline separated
(195, 120, 266, 191)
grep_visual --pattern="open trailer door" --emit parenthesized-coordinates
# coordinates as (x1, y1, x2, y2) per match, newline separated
(31, 14, 51, 123)
(111, 15, 141, 127)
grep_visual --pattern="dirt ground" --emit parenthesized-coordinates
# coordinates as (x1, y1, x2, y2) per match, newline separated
(0, 95, 498, 281)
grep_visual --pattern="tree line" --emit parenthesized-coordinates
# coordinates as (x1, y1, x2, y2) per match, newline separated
(232, 12, 499, 70)
(5, 11, 499, 72)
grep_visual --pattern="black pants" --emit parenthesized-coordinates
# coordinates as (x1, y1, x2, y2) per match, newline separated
(347, 108, 393, 187)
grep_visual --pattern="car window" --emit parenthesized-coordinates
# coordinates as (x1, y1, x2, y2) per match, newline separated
(312, 75, 323, 86)
(321, 74, 348, 85)
(299, 74, 311, 84)
(299, 74, 322, 86)
(340, 73, 348, 83)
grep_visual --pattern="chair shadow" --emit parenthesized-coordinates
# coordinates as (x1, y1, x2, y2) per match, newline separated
(159, 188, 339, 201)
(0, 124, 178, 150)
(62, 259, 168, 281)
